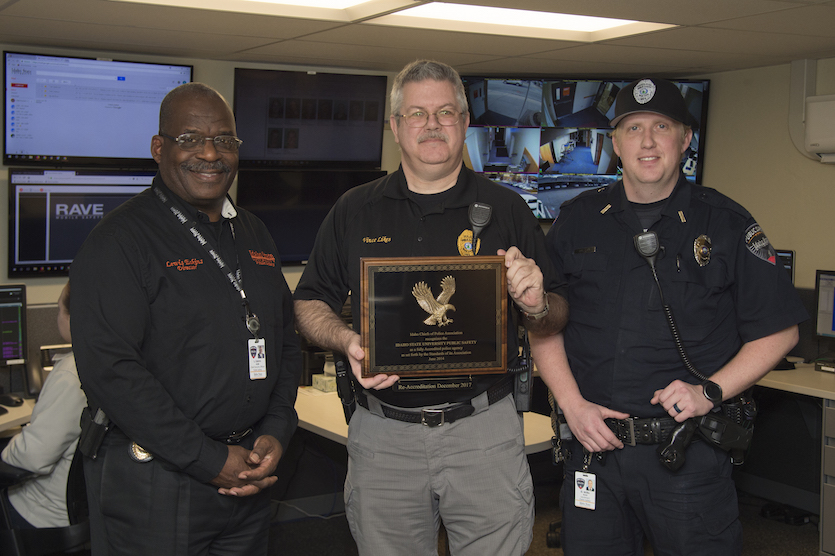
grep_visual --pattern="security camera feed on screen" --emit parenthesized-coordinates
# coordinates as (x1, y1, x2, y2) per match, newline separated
(461, 77, 709, 221)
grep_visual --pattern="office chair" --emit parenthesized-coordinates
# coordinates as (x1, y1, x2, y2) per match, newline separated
(0, 446, 90, 555)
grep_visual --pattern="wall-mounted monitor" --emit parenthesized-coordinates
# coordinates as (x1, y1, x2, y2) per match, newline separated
(233, 68, 387, 170)
(8, 168, 154, 277)
(4, 51, 192, 167)
(460, 77, 709, 221)
(0, 284, 26, 367)
(236, 169, 386, 264)
(815, 269, 835, 340)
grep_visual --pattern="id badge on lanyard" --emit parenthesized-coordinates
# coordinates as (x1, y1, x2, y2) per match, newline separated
(154, 186, 268, 381)
(248, 338, 267, 379)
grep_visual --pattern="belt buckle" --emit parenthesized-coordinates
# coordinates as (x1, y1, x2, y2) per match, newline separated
(421, 408, 445, 427)
(624, 417, 636, 447)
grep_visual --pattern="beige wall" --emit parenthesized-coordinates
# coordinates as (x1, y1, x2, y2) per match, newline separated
(698, 58, 835, 290)
(3, 41, 834, 304)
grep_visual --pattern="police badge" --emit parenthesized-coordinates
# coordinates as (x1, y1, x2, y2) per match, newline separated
(694, 235, 711, 267)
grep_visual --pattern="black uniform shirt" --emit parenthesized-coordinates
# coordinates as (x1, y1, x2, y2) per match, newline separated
(294, 165, 562, 407)
(546, 175, 808, 417)
(71, 176, 301, 483)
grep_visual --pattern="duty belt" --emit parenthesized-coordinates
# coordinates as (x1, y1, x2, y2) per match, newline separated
(355, 378, 514, 427)
(605, 417, 679, 446)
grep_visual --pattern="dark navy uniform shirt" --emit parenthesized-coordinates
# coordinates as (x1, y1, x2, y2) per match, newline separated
(546, 175, 807, 417)
(294, 164, 562, 408)
(71, 176, 301, 483)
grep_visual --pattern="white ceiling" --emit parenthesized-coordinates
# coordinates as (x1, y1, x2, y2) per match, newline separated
(1, 0, 835, 76)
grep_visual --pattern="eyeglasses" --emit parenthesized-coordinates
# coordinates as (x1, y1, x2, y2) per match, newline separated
(159, 132, 243, 153)
(396, 109, 462, 128)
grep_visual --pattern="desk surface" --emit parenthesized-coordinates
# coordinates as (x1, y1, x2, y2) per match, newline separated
(0, 398, 35, 434)
(296, 387, 554, 455)
(758, 362, 835, 400)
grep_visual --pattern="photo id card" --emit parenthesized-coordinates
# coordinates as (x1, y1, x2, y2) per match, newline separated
(248, 338, 267, 380)
(574, 471, 597, 510)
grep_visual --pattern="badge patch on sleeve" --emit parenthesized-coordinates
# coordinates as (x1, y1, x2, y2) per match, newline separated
(744, 223, 777, 265)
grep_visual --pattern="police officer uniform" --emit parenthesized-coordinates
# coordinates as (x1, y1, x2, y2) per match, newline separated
(545, 174, 808, 554)
(294, 164, 561, 554)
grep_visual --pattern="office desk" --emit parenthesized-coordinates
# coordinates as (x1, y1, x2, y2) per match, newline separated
(757, 363, 835, 556)
(0, 399, 35, 435)
(296, 387, 555, 455)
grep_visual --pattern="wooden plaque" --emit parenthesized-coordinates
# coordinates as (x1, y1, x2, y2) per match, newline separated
(360, 256, 507, 378)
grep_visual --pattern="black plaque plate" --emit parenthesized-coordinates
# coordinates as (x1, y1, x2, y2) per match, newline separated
(360, 256, 507, 378)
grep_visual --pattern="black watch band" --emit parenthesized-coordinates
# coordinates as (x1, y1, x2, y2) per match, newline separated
(702, 380, 723, 408)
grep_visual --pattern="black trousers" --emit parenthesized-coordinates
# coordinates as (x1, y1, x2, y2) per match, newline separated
(559, 438, 742, 556)
(83, 429, 270, 556)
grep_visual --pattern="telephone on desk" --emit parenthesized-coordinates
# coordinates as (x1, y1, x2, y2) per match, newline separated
(773, 358, 796, 371)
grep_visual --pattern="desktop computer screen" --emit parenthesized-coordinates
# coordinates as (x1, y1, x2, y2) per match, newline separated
(815, 270, 835, 339)
(0, 284, 26, 366)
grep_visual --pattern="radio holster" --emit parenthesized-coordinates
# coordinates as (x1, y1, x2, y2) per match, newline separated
(508, 327, 533, 412)
(333, 352, 356, 425)
(78, 406, 111, 460)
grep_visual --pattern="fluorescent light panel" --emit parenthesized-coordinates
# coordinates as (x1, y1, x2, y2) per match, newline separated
(108, 0, 676, 39)
(372, 3, 676, 41)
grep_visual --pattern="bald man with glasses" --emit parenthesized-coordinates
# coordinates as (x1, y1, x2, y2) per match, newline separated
(71, 82, 301, 555)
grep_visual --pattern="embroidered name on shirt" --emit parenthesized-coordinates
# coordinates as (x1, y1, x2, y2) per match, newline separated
(363, 236, 392, 244)
(166, 258, 203, 271)
(249, 250, 276, 267)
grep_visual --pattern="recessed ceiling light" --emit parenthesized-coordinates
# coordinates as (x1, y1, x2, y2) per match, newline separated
(370, 2, 675, 41)
(396, 3, 635, 32)
(108, 0, 675, 38)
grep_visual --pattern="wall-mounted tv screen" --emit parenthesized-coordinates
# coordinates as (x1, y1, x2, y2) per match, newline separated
(236, 169, 386, 264)
(233, 68, 387, 170)
(4, 51, 192, 167)
(8, 168, 154, 277)
(461, 77, 709, 221)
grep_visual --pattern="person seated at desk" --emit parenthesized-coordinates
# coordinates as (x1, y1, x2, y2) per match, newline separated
(1, 283, 85, 528)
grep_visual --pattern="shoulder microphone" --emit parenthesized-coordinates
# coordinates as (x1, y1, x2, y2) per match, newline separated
(468, 202, 492, 253)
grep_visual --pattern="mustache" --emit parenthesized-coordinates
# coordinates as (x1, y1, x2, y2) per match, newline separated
(181, 161, 233, 173)
(417, 131, 448, 143)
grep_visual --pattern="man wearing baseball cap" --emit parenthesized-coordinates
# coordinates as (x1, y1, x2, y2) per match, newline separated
(535, 78, 807, 554)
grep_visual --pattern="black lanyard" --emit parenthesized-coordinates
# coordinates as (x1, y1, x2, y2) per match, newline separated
(153, 186, 260, 338)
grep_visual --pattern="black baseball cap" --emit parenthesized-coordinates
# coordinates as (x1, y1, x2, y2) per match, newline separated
(609, 78, 698, 129)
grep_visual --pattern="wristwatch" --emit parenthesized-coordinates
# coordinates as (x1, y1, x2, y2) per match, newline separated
(702, 380, 723, 408)
(522, 296, 549, 321)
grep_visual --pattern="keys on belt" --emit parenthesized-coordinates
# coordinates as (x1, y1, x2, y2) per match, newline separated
(605, 417, 678, 446)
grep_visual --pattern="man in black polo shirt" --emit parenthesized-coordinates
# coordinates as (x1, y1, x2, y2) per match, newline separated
(294, 60, 568, 555)
(537, 78, 807, 555)
(71, 83, 301, 555)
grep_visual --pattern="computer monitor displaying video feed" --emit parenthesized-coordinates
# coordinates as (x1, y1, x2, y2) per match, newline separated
(460, 77, 709, 221)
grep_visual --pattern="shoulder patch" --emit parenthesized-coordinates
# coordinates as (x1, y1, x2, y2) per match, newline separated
(744, 223, 776, 265)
